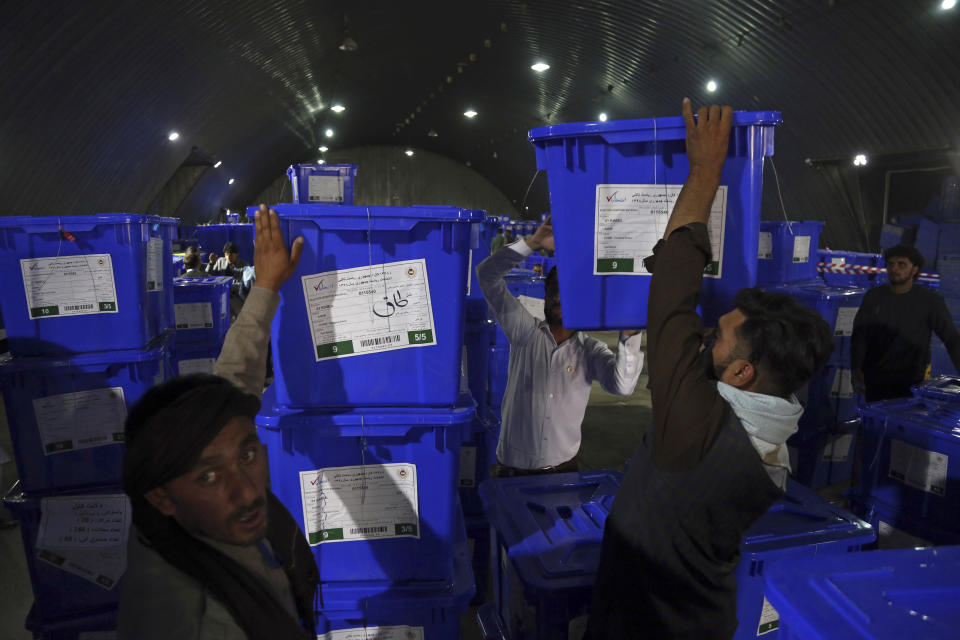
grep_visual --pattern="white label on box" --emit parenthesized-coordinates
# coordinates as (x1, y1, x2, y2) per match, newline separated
(33, 388, 127, 455)
(175, 302, 214, 329)
(756, 596, 779, 635)
(302, 260, 437, 361)
(308, 175, 344, 202)
(460, 445, 478, 487)
(834, 306, 859, 336)
(36, 494, 130, 590)
(822, 433, 854, 462)
(830, 369, 854, 398)
(889, 439, 948, 497)
(517, 294, 546, 321)
(146, 236, 164, 291)
(593, 184, 727, 277)
(20, 254, 119, 319)
(792, 235, 811, 263)
(830, 257, 846, 266)
(220, 291, 228, 318)
(299, 463, 419, 545)
(178, 357, 216, 376)
(758, 231, 773, 260)
(318, 627, 424, 640)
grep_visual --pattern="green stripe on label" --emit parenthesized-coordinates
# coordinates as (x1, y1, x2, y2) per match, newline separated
(31, 305, 59, 318)
(704, 261, 720, 276)
(45, 440, 73, 453)
(316, 340, 354, 359)
(112, 432, 125, 442)
(37, 549, 65, 566)
(395, 523, 418, 536)
(309, 528, 343, 544)
(596, 258, 634, 273)
(757, 620, 779, 635)
(407, 329, 433, 345)
(99, 301, 117, 311)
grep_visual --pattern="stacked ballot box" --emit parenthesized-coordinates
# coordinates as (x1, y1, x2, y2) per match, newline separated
(478, 473, 873, 640)
(247, 202, 480, 626)
(764, 280, 864, 489)
(0, 213, 180, 631)
(756, 221, 824, 286)
(169, 275, 232, 376)
(849, 395, 960, 548)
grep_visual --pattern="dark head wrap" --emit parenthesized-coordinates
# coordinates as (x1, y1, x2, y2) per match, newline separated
(123, 374, 317, 639)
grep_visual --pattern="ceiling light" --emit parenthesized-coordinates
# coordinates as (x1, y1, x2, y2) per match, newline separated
(318, 145, 328, 152)
(427, 129, 438, 138)
(942, 0, 956, 9)
(213, 160, 222, 168)
(325, 129, 334, 137)
(331, 104, 346, 113)
(228, 178, 236, 185)
(339, 36, 358, 51)
(167, 131, 180, 141)
(318, 159, 327, 164)
(706, 80, 718, 92)
(531, 62, 550, 72)
(405, 149, 414, 157)
(853, 154, 868, 166)
(598, 112, 608, 122)
(464, 109, 478, 118)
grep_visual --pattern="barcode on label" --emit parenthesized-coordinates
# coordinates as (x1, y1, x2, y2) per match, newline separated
(349, 526, 388, 535)
(360, 335, 402, 348)
(63, 304, 95, 311)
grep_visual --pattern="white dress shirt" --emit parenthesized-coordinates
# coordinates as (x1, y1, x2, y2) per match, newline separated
(476, 240, 645, 469)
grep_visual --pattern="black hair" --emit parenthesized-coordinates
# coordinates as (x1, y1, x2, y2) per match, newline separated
(183, 246, 201, 269)
(732, 287, 834, 398)
(883, 244, 924, 277)
(545, 265, 559, 296)
(223, 241, 240, 254)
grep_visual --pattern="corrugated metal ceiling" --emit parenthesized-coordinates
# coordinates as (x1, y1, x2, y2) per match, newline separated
(1, 0, 958, 249)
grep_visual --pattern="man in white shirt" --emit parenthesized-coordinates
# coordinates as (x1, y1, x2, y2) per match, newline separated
(476, 217, 644, 475)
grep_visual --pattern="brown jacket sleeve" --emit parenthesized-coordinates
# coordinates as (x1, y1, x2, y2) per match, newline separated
(645, 223, 728, 470)
(213, 286, 279, 399)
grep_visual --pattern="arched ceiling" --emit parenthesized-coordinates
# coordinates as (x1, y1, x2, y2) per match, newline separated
(2, 1, 959, 249)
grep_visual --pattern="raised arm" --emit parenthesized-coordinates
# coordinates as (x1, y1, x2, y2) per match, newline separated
(213, 205, 303, 397)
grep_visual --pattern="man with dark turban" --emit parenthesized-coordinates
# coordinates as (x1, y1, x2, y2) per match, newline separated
(118, 206, 315, 639)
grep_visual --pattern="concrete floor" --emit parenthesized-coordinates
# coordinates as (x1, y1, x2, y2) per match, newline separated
(0, 331, 649, 639)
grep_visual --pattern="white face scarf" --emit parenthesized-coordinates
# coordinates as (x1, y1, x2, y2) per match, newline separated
(717, 381, 803, 489)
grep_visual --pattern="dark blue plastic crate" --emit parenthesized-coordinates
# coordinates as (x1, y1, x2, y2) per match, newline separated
(480, 470, 622, 640)
(529, 111, 781, 329)
(0, 337, 170, 493)
(168, 339, 221, 377)
(467, 214, 502, 321)
(735, 481, 875, 639)
(847, 491, 960, 549)
(787, 418, 860, 489)
(757, 220, 825, 285)
(253, 203, 482, 408)
(858, 396, 960, 532)
(763, 545, 960, 639)
(765, 281, 864, 367)
(172, 276, 232, 344)
(0, 214, 176, 356)
(255, 387, 474, 583)
(459, 415, 500, 517)
(286, 163, 358, 205)
(799, 364, 860, 431)
(314, 507, 474, 636)
(3, 483, 129, 621)
(25, 603, 117, 640)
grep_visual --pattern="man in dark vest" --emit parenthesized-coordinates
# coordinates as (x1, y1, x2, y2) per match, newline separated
(587, 100, 834, 639)
(118, 207, 318, 639)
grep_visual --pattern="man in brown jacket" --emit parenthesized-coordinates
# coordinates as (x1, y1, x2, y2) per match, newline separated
(587, 101, 834, 639)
